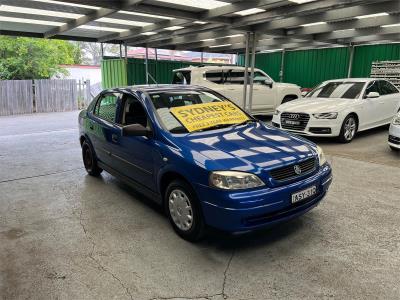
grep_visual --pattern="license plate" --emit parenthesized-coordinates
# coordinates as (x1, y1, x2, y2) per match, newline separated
(291, 186, 317, 204)
(284, 120, 300, 125)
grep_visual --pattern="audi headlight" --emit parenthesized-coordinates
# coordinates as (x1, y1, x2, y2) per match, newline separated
(316, 145, 327, 166)
(209, 171, 265, 190)
(273, 109, 280, 116)
(313, 112, 338, 119)
(392, 114, 400, 125)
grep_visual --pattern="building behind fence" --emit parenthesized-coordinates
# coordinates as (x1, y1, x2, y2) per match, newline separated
(0, 79, 91, 116)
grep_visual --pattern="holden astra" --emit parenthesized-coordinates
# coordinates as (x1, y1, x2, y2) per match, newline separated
(389, 112, 400, 151)
(79, 85, 332, 241)
(272, 79, 400, 143)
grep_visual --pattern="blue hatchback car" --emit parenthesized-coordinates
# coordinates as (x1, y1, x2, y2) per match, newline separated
(79, 85, 332, 241)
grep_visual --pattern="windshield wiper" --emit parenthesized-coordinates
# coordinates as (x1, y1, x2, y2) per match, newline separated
(233, 119, 257, 127)
(189, 120, 257, 133)
(189, 123, 235, 133)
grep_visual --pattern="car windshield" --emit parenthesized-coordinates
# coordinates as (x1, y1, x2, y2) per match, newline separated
(307, 81, 365, 99)
(149, 90, 253, 133)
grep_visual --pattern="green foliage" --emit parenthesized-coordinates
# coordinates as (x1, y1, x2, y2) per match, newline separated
(0, 36, 82, 80)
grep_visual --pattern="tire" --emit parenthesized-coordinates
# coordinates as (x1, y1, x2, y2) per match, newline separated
(390, 146, 399, 152)
(165, 179, 205, 242)
(338, 115, 357, 143)
(281, 95, 298, 104)
(82, 140, 103, 176)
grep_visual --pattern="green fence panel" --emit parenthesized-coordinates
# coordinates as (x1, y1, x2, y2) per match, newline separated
(254, 52, 282, 82)
(284, 47, 350, 88)
(101, 59, 127, 89)
(351, 43, 400, 78)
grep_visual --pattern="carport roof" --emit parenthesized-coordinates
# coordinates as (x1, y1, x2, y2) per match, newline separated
(0, 0, 399, 53)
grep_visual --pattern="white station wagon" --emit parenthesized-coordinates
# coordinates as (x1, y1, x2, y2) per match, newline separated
(172, 66, 301, 115)
(272, 78, 400, 143)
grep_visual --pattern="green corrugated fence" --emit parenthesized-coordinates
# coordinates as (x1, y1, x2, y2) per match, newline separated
(101, 57, 228, 89)
(238, 43, 400, 88)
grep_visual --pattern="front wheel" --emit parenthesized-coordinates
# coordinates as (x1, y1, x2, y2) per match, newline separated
(338, 115, 357, 143)
(165, 180, 205, 242)
(82, 141, 103, 176)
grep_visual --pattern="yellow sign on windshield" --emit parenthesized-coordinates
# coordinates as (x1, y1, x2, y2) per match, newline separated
(170, 101, 250, 132)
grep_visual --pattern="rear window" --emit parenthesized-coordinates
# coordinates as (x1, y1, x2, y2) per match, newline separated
(172, 71, 191, 84)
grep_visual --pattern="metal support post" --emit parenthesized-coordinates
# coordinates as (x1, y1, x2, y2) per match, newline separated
(248, 32, 257, 114)
(100, 42, 104, 58)
(347, 44, 354, 78)
(155, 48, 158, 84)
(280, 49, 285, 82)
(242, 32, 250, 111)
(145, 46, 149, 84)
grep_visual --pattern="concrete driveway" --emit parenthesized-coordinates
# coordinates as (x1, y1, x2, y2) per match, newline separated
(0, 111, 399, 299)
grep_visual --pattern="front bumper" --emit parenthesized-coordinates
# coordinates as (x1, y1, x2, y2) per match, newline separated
(195, 164, 332, 232)
(388, 123, 400, 149)
(272, 114, 342, 137)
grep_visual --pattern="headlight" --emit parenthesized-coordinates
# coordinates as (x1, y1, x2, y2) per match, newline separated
(392, 114, 400, 125)
(273, 109, 280, 116)
(316, 145, 327, 166)
(209, 171, 265, 190)
(313, 112, 338, 119)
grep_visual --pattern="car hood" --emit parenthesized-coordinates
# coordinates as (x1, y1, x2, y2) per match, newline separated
(170, 122, 317, 177)
(278, 97, 352, 113)
(274, 82, 300, 89)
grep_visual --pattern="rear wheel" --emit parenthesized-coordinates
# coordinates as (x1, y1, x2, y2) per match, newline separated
(165, 180, 205, 242)
(82, 141, 103, 176)
(338, 115, 357, 143)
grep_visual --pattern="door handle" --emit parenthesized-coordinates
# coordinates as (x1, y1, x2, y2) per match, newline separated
(111, 134, 118, 143)
(89, 124, 94, 130)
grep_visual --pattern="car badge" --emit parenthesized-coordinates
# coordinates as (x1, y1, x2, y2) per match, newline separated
(294, 165, 302, 175)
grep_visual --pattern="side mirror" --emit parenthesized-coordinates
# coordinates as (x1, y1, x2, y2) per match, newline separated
(264, 80, 273, 88)
(301, 91, 309, 97)
(122, 124, 152, 137)
(366, 92, 380, 98)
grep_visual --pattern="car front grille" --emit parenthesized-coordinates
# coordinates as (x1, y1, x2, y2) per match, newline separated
(280, 112, 310, 131)
(389, 135, 400, 145)
(270, 158, 316, 182)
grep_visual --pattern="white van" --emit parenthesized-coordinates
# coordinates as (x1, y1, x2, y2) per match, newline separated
(172, 66, 301, 115)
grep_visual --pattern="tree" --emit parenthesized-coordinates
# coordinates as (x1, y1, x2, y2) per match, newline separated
(72, 42, 120, 65)
(0, 36, 82, 80)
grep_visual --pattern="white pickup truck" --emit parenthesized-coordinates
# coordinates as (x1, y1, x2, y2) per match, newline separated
(172, 66, 301, 115)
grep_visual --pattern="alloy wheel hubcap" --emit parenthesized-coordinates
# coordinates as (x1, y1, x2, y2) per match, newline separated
(168, 189, 193, 231)
(344, 118, 356, 140)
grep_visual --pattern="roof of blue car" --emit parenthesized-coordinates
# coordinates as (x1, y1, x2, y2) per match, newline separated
(109, 84, 208, 93)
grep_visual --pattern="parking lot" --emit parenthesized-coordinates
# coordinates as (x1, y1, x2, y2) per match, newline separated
(1, 111, 399, 300)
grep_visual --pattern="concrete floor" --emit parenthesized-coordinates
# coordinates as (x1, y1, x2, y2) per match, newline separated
(0, 111, 399, 300)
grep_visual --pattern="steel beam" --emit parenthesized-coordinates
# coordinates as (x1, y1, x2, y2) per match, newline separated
(44, 0, 145, 38)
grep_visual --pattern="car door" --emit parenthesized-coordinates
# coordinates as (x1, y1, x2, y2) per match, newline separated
(362, 80, 384, 127)
(88, 91, 123, 168)
(111, 93, 157, 191)
(250, 70, 276, 113)
(378, 80, 400, 122)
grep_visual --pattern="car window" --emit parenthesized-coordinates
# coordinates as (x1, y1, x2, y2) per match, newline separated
(94, 93, 120, 123)
(205, 71, 224, 84)
(307, 82, 365, 99)
(365, 81, 379, 96)
(121, 95, 148, 127)
(172, 71, 191, 84)
(225, 70, 270, 85)
(379, 80, 399, 95)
